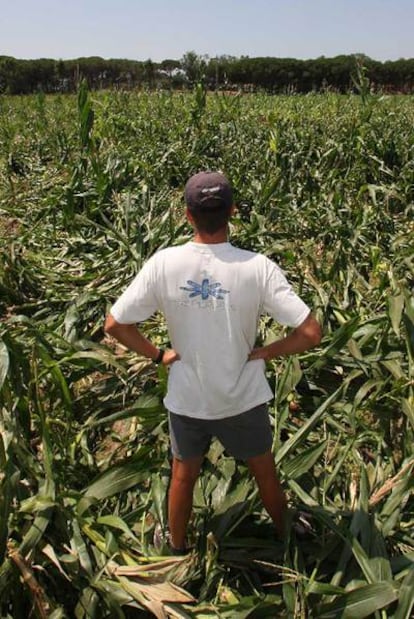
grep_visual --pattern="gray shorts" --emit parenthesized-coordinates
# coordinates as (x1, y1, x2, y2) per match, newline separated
(168, 404, 272, 461)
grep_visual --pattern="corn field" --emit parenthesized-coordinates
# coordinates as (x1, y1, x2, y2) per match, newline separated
(0, 83, 413, 618)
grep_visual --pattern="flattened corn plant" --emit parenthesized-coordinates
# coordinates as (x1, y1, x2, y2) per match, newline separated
(0, 82, 413, 617)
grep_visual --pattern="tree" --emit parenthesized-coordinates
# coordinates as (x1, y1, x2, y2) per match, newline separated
(181, 51, 207, 84)
(143, 58, 155, 88)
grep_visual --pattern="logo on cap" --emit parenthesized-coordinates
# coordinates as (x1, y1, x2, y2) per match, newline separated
(185, 171, 233, 210)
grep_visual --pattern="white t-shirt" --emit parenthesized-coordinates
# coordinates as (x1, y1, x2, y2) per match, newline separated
(110, 241, 310, 419)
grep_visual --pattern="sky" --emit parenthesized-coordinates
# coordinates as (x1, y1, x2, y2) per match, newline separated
(1, 0, 412, 63)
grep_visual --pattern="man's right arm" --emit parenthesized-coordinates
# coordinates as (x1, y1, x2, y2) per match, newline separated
(104, 314, 180, 366)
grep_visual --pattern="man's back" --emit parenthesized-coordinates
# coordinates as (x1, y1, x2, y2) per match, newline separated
(110, 241, 309, 418)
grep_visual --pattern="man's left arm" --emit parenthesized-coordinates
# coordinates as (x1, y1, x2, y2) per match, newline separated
(248, 313, 321, 361)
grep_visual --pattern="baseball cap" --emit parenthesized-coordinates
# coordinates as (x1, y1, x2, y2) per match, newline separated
(184, 171, 233, 211)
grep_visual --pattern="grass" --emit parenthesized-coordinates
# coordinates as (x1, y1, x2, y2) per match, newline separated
(0, 84, 413, 617)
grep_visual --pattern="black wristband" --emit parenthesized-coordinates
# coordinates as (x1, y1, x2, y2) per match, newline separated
(154, 349, 165, 364)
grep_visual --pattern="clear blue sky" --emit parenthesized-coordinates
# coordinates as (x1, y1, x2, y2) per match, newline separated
(1, 0, 412, 62)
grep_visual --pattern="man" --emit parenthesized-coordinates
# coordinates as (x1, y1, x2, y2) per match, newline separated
(104, 171, 321, 554)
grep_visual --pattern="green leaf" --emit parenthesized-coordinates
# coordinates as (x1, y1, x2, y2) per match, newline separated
(19, 495, 56, 513)
(282, 578, 296, 616)
(401, 398, 414, 429)
(276, 386, 343, 466)
(85, 395, 161, 427)
(64, 303, 80, 342)
(316, 582, 398, 618)
(81, 448, 153, 509)
(213, 480, 250, 516)
(310, 317, 360, 370)
(276, 356, 303, 403)
(208, 482, 251, 539)
(388, 293, 404, 336)
(287, 478, 319, 506)
(380, 465, 414, 536)
(367, 557, 393, 583)
(327, 496, 377, 589)
(163, 604, 194, 618)
(349, 536, 382, 585)
(19, 479, 55, 556)
(150, 473, 168, 531)
(380, 358, 405, 380)
(75, 586, 100, 618)
(352, 378, 383, 410)
(93, 578, 134, 612)
(283, 439, 327, 479)
(0, 450, 16, 563)
(97, 515, 139, 542)
(72, 520, 93, 577)
(394, 564, 414, 619)
(390, 551, 414, 574)
(211, 474, 233, 509)
(0, 338, 9, 390)
(214, 595, 283, 618)
(61, 349, 126, 372)
(306, 581, 345, 596)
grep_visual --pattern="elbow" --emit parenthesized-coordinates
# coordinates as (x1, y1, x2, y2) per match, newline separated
(104, 313, 117, 336)
(310, 322, 322, 347)
(307, 318, 322, 348)
(298, 314, 322, 349)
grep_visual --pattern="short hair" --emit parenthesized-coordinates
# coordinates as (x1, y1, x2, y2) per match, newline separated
(188, 204, 232, 234)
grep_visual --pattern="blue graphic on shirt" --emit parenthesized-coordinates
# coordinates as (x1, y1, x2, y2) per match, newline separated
(180, 278, 229, 300)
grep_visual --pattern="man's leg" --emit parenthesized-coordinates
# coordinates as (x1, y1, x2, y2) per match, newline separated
(168, 455, 203, 550)
(247, 450, 287, 538)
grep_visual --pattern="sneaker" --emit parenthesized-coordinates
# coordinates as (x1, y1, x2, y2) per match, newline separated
(153, 523, 189, 556)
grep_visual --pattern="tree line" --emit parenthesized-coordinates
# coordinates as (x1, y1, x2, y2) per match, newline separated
(0, 52, 413, 95)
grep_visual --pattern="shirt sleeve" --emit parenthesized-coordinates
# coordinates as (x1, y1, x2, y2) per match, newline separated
(110, 257, 159, 324)
(262, 259, 310, 328)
